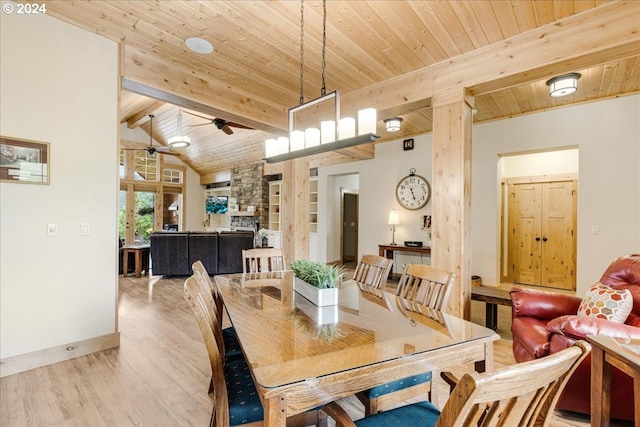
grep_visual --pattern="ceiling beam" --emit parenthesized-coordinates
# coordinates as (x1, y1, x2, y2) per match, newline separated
(434, 0, 640, 103)
(123, 46, 287, 133)
(125, 100, 165, 128)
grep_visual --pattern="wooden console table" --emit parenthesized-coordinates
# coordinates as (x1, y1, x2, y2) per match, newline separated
(378, 244, 431, 280)
(470, 286, 512, 331)
(122, 244, 150, 278)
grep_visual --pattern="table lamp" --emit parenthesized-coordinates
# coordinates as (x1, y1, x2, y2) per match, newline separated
(388, 210, 400, 245)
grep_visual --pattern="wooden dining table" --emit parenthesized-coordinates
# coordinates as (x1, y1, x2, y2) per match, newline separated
(214, 271, 499, 427)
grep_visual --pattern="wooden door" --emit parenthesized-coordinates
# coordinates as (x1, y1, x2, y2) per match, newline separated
(541, 181, 576, 290)
(509, 183, 542, 285)
(507, 178, 576, 290)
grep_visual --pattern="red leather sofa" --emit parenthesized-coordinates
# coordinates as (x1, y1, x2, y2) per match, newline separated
(510, 254, 640, 421)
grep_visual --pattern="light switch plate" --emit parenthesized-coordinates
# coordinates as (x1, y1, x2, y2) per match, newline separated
(47, 223, 58, 236)
(81, 223, 90, 236)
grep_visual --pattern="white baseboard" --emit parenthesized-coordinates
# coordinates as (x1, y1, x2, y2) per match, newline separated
(0, 332, 120, 378)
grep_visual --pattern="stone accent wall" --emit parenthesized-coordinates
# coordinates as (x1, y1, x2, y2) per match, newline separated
(229, 163, 269, 239)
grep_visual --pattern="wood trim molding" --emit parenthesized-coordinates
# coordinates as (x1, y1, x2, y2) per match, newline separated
(506, 173, 578, 185)
(0, 332, 120, 378)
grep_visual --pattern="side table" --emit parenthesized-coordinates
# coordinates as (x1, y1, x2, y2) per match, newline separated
(122, 244, 150, 278)
(587, 335, 640, 426)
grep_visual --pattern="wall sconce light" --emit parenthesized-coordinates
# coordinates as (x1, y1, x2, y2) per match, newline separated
(546, 73, 581, 98)
(388, 209, 400, 245)
(384, 117, 403, 132)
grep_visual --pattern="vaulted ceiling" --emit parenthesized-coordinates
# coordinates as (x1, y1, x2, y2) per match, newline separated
(43, 1, 640, 181)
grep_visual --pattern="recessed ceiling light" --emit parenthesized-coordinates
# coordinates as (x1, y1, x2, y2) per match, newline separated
(185, 37, 214, 54)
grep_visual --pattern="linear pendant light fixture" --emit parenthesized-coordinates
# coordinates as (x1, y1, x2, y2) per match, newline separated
(265, 0, 378, 163)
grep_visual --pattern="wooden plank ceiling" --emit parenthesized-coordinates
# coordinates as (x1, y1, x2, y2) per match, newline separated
(42, 1, 640, 179)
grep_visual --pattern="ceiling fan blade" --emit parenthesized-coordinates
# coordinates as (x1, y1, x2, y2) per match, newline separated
(122, 147, 145, 151)
(159, 151, 181, 157)
(227, 121, 254, 130)
(186, 123, 213, 127)
(221, 125, 234, 135)
(155, 146, 175, 153)
(183, 110, 214, 122)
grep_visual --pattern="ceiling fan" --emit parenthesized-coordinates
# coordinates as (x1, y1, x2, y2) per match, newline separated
(123, 114, 179, 157)
(183, 110, 253, 135)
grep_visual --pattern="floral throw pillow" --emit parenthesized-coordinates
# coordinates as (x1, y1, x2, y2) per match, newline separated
(578, 282, 633, 323)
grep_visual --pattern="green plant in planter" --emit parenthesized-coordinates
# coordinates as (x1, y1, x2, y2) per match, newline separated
(289, 259, 344, 289)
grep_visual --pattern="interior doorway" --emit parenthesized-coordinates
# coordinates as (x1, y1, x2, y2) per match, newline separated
(506, 176, 577, 290)
(499, 148, 578, 291)
(341, 190, 359, 263)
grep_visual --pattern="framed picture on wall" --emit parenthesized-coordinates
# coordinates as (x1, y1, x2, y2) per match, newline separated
(421, 215, 432, 230)
(0, 136, 50, 184)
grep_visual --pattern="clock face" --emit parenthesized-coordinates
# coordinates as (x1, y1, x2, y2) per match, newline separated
(396, 174, 431, 210)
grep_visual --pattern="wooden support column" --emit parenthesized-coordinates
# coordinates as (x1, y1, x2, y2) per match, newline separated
(281, 157, 310, 263)
(431, 89, 474, 319)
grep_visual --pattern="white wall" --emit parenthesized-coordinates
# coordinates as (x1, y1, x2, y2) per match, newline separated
(473, 96, 639, 295)
(316, 95, 640, 296)
(319, 134, 434, 274)
(119, 124, 205, 231)
(1, 10, 119, 360)
(500, 148, 579, 177)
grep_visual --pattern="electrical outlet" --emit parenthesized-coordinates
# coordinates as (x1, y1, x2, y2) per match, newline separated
(81, 223, 90, 236)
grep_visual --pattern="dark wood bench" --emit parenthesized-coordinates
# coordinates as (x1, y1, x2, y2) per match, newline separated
(471, 285, 512, 331)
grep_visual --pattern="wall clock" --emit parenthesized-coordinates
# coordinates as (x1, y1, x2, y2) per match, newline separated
(396, 168, 431, 210)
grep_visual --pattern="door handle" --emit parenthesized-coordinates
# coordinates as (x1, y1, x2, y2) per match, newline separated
(535, 237, 541, 241)
(542, 237, 548, 242)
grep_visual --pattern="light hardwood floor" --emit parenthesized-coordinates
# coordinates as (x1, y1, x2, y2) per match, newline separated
(0, 274, 599, 427)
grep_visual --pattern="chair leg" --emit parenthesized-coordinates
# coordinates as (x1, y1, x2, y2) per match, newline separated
(317, 409, 328, 427)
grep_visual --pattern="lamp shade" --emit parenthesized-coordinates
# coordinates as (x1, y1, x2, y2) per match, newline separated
(546, 73, 581, 97)
(384, 117, 402, 132)
(388, 209, 400, 225)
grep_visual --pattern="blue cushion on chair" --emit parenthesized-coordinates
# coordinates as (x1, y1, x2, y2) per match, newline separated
(224, 358, 264, 425)
(363, 372, 432, 398)
(223, 327, 244, 362)
(354, 401, 440, 427)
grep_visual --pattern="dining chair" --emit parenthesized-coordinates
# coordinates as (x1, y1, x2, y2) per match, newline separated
(394, 264, 454, 311)
(192, 261, 243, 365)
(356, 263, 455, 416)
(242, 248, 286, 273)
(352, 255, 393, 290)
(324, 341, 591, 427)
(184, 275, 327, 427)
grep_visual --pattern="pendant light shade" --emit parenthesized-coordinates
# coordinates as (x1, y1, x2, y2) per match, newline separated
(546, 73, 581, 98)
(168, 110, 191, 148)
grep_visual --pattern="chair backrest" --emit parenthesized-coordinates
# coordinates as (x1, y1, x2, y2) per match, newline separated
(436, 341, 591, 427)
(192, 260, 224, 325)
(188, 269, 228, 363)
(242, 248, 286, 273)
(395, 264, 455, 310)
(353, 255, 393, 289)
(184, 276, 231, 427)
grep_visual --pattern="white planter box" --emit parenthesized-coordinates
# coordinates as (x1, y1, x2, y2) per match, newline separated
(294, 292, 339, 325)
(293, 277, 338, 307)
